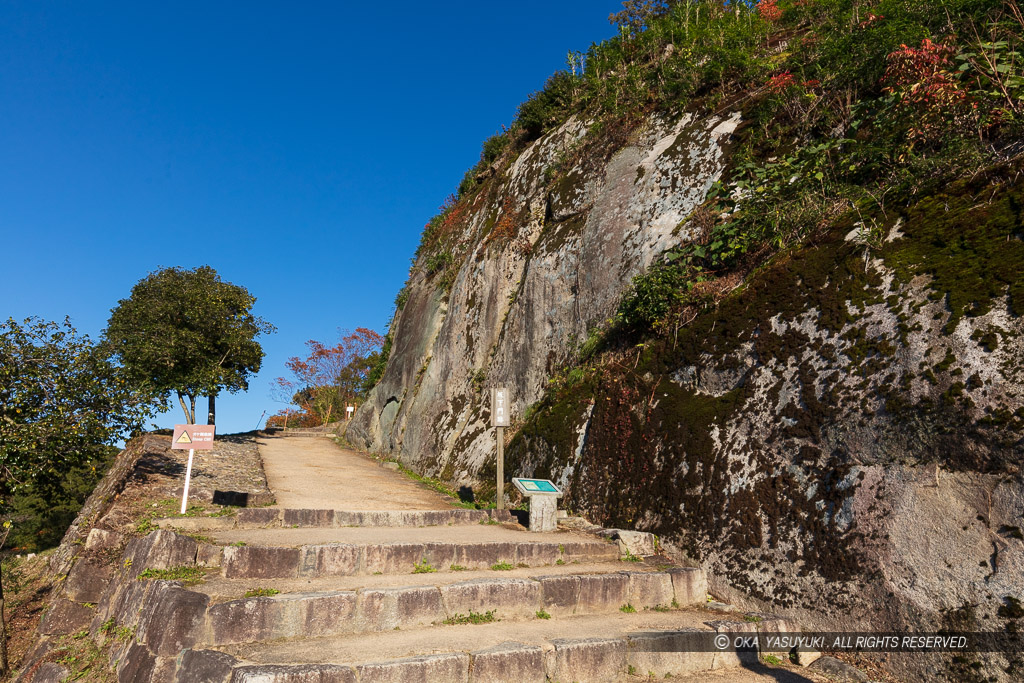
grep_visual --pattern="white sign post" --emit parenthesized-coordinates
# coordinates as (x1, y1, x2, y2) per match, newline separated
(346, 405, 354, 420)
(491, 387, 510, 510)
(172, 424, 216, 514)
(182, 449, 195, 514)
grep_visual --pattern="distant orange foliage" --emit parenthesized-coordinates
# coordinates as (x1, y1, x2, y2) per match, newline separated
(272, 327, 384, 427)
(486, 198, 519, 244)
(757, 0, 783, 23)
(421, 194, 468, 253)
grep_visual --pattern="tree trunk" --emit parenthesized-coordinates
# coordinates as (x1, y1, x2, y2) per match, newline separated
(189, 395, 196, 425)
(0, 525, 12, 675)
(177, 392, 194, 424)
(0, 566, 7, 676)
(208, 392, 217, 426)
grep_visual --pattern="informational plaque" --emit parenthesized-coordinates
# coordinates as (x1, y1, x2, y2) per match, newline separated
(513, 478, 562, 496)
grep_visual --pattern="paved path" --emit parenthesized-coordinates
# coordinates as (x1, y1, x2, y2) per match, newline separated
(257, 434, 454, 510)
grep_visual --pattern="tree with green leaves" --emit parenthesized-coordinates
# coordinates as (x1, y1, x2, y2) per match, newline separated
(0, 316, 156, 673)
(103, 266, 275, 424)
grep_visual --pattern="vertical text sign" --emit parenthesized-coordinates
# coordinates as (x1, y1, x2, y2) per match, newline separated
(492, 387, 510, 427)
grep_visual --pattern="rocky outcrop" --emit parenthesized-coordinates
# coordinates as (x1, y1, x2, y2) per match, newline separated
(499, 168, 1024, 660)
(349, 110, 741, 482)
(349, 102, 1024, 681)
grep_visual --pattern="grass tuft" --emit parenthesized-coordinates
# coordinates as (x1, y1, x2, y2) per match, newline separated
(444, 609, 498, 625)
(413, 559, 437, 574)
(620, 550, 643, 563)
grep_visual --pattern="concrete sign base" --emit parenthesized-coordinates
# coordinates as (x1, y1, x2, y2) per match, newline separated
(528, 494, 559, 532)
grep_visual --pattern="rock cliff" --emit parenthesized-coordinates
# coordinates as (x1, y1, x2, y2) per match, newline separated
(349, 99, 1024, 682)
(350, 109, 741, 480)
(347, 3, 1024, 678)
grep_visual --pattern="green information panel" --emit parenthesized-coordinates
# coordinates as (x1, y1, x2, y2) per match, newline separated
(513, 478, 562, 495)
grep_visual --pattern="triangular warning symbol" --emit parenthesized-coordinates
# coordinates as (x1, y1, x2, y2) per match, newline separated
(176, 431, 192, 444)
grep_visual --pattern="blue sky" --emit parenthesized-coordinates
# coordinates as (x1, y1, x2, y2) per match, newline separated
(1, 1, 621, 433)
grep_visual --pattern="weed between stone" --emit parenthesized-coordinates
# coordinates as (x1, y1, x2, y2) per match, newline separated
(443, 610, 498, 625)
(413, 559, 437, 574)
(185, 533, 215, 544)
(99, 619, 135, 642)
(53, 629, 115, 681)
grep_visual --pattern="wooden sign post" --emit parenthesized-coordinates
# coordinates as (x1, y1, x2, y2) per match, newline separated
(172, 424, 215, 513)
(491, 388, 510, 510)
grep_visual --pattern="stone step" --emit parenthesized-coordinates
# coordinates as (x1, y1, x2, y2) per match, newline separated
(191, 568, 707, 647)
(202, 520, 618, 548)
(210, 539, 621, 579)
(194, 558, 667, 599)
(155, 611, 759, 683)
(157, 507, 510, 531)
(273, 429, 336, 437)
(97, 532, 813, 683)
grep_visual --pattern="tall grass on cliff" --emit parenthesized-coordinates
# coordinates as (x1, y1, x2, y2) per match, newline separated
(520, 0, 1024, 343)
(602, 0, 1024, 341)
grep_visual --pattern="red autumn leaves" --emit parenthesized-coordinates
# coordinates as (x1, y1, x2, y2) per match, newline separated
(270, 328, 385, 427)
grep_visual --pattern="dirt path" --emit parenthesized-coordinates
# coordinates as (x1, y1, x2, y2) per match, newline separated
(257, 434, 454, 510)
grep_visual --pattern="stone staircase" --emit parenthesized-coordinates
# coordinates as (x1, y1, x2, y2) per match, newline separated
(68, 510, 815, 682)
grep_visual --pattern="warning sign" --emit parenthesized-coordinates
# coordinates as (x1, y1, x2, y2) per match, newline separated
(171, 424, 216, 450)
